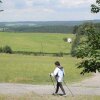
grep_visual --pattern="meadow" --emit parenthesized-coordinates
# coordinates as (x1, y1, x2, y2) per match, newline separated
(0, 32, 91, 84)
(0, 54, 90, 84)
(0, 32, 74, 54)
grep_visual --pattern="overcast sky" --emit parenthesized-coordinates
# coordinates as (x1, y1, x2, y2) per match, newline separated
(0, 0, 100, 22)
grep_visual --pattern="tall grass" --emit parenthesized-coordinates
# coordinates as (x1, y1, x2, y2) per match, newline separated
(0, 32, 91, 84)
(0, 54, 91, 84)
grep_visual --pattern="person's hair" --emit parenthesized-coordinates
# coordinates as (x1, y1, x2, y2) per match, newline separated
(55, 61, 60, 66)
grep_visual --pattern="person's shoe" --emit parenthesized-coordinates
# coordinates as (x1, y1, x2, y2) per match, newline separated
(62, 93, 67, 96)
(52, 93, 57, 95)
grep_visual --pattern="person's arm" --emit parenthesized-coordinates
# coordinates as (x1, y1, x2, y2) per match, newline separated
(63, 68, 65, 77)
(51, 68, 59, 77)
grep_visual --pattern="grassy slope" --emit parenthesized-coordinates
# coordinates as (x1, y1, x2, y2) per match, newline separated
(0, 32, 74, 53)
(0, 32, 91, 84)
(0, 54, 90, 84)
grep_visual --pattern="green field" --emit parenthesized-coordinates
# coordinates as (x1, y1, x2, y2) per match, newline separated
(0, 32, 91, 84)
(0, 54, 90, 84)
(0, 32, 74, 53)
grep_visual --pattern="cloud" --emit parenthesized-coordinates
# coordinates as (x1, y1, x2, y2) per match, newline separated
(0, 0, 100, 21)
(3, 0, 95, 10)
(3, 0, 15, 10)
(59, 0, 95, 8)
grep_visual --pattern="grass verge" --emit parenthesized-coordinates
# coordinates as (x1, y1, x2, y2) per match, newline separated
(0, 93, 100, 100)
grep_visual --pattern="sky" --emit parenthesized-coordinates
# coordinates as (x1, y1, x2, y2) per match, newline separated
(0, 0, 100, 22)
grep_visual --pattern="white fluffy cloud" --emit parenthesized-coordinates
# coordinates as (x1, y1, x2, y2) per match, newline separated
(25, 0, 48, 7)
(3, 0, 95, 10)
(59, 0, 95, 8)
(0, 0, 100, 21)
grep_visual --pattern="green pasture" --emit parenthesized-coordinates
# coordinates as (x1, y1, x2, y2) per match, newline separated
(0, 32, 74, 53)
(0, 54, 91, 84)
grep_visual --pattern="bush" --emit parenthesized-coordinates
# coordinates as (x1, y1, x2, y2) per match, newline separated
(2, 45, 12, 54)
(71, 35, 80, 56)
(63, 38, 67, 42)
(53, 52, 63, 57)
(0, 47, 2, 53)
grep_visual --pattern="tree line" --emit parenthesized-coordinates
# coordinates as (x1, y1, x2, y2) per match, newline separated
(0, 25, 74, 33)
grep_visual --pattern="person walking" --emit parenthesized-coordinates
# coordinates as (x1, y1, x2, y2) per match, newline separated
(50, 61, 66, 96)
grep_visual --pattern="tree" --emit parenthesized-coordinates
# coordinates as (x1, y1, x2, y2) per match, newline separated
(71, 23, 100, 75)
(91, 0, 100, 13)
(71, 0, 100, 75)
(0, 0, 3, 12)
(71, 23, 94, 56)
(73, 25, 78, 34)
(76, 25, 100, 74)
(2, 45, 13, 54)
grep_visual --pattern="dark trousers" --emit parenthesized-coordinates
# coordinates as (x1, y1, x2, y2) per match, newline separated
(55, 82, 66, 94)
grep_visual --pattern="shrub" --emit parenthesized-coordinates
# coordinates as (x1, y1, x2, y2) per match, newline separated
(63, 38, 67, 42)
(0, 47, 2, 53)
(2, 45, 12, 54)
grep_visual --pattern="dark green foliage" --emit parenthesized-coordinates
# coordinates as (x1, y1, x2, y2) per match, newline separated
(53, 52, 64, 57)
(14, 51, 66, 57)
(71, 23, 94, 56)
(91, 0, 100, 13)
(71, 34, 80, 56)
(72, 23, 100, 74)
(63, 38, 67, 42)
(0, 0, 3, 12)
(78, 59, 100, 75)
(2, 45, 12, 54)
(0, 45, 13, 54)
(3, 25, 73, 33)
(0, 47, 2, 52)
(73, 26, 78, 34)
(94, 23, 100, 32)
(71, 23, 100, 56)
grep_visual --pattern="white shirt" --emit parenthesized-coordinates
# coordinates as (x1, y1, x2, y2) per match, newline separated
(51, 66, 64, 82)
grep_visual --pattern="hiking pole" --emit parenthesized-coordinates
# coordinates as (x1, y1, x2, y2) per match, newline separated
(50, 75, 55, 89)
(63, 80, 74, 97)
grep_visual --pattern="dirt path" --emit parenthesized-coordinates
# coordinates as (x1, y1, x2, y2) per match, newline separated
(72, 72, 100, 88)
(0, 73, 100, 96)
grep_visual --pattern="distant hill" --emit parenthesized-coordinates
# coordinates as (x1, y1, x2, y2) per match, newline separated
(0, 20, 100, 33)
(0, 20, 100, 26)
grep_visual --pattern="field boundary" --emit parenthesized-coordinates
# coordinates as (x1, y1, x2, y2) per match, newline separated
(0, 51, 70, 57)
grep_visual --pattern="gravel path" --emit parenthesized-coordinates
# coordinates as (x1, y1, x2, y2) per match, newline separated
(0, 73, 100, 96)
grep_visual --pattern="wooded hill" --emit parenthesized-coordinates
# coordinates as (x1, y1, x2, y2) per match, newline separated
(0, 20, 100, 33)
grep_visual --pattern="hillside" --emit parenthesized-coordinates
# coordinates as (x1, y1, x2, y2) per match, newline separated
(0, 20, 100, 33)
(1, 20, 100, 26)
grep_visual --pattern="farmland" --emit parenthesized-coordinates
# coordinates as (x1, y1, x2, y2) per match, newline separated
(0, 32, 91, 84)
(0, 32, 74, 54)
(0, 54, 90, 84)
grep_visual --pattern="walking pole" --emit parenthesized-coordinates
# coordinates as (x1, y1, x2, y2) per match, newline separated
(63, 80, 74, 97)
(50, 75, 55, 89)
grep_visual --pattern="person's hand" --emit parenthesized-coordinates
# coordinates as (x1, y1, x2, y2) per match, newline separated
(49, 73, 51, 76)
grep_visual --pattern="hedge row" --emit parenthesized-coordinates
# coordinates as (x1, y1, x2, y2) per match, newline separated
(0, 45, 69, 57)
(13, 51, 69, 57)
